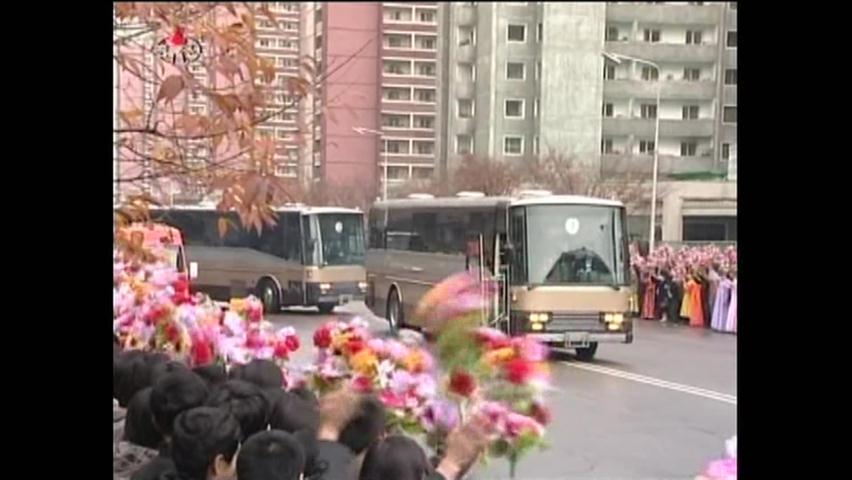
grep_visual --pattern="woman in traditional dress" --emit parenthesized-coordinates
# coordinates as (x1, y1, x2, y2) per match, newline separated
(688, 272, 705, 328)
(711, 273, 732, 331)
(680, 268, 693, 322)
(725, 272, 737, 333)
(641, 265, 657, 320)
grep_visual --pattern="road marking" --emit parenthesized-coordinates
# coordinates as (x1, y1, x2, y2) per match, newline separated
(564, 362, 737, 405)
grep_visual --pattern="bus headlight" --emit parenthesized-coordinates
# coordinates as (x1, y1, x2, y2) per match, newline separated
(320, 283, 331, 293)
(531, 322, 544, 331)
(529, 312, 551, 323)
(604, 313, 624, 324)
(358, 281, 368, 292)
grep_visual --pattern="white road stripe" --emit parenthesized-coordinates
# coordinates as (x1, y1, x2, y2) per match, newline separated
(564, 362, 737, 405)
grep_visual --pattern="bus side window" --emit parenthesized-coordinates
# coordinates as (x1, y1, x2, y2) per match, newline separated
(386, 208, 413, 252)
(282, 212, 302, 261)
(368, 209, 385, 249)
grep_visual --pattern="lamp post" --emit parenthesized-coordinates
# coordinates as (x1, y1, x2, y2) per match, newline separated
(352, 126, 388, 201)
(602, 51, 661, 252)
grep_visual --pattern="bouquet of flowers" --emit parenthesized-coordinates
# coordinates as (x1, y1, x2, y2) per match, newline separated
(696, 436, 736, 480)
(310, 317, 440, 435)
(413, 272, 552, 478)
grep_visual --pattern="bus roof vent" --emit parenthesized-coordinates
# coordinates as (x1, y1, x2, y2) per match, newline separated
(407, 194, 435, 200)
(516, 189, 553, 198)
(456, 191, 485, 198)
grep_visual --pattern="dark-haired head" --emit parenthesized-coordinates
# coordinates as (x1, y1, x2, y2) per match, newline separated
(206, 380, 270, 440)
(288, 386, 319, 406)
(193, 364, 228, 388)
(292, 429, 320, 477)
(229, 359, 284, 390)
(124, 387, 164, 449)
(236, 430, 305, 480)
(359, 435, 432, 480)
(150, 370, 210, 437)
(269, 391, 319, 435)
(114, 350, 170, 407)
(171, 407, 241, 480)
(152, 360, 192, 383)
(339, 396, 387, 455)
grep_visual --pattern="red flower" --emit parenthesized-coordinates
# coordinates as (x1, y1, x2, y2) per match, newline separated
(172, 276, 191, 305)
(170, 27, 187, 47)
(313, 326, 332, 349)
(379, 389, 406, 408)
(285, 335, 300, 352)
(352, 376, 374, 393)
(248, 306, 262, 323)
(191, 338, 214, 366)
(164, 322, 180, 343)
(246, 330, 265, 349)
(346, 337, 365, 356)
(503, 358, 534, 384)
(273, 340, 290, 360)
(529, 402, 552, 426)
(449, 370, 477, 397)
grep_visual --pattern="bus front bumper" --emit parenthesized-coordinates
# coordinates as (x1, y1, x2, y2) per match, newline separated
(526, 331, 633, 346)
(305, 282, 366, 306)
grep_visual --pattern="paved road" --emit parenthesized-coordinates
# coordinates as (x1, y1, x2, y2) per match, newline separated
(268, 304, 737, 480)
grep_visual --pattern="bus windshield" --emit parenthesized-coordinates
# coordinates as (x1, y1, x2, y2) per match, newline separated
(522, 205, 628, 286)
(308, 213, 366, 266)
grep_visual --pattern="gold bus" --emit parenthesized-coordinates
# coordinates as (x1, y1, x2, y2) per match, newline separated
(150, 205, 367, 314)
(366, 193, 632, 360)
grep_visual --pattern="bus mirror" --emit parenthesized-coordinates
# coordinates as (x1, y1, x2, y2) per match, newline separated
(189, 262, 199, 280)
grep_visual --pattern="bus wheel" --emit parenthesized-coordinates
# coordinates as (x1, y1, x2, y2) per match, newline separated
(574, 343, 598, 362)
(318, 303, 335, 315)
(387, 288, 403, 333)
(258, 280, 280, 315)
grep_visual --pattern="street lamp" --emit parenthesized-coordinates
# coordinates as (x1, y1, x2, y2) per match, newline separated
(352, 126, 389, 201)
(602, 51, 661, 252)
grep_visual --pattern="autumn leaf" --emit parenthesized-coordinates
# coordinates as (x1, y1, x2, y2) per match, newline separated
(157, 75, 185, 104)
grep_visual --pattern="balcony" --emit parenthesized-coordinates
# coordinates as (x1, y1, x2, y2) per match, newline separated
(606, 3, 721, 25)
(605, 41, 717, 63)
(458, 44, 476, 63)
(604, 79, 716, 101)
(601, 154, 728, 179)
(457, 4, 477, 27)
(602, 117, 655, 137)
(660, 119, 714, 137)
(455, 117, 475, 135)
(456, 81, 475, 100)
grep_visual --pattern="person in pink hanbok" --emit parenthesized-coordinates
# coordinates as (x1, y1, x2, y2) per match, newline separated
(711, 274, 732, 332)
(725, 274, 737, 333)
(641, 267, 657, 320)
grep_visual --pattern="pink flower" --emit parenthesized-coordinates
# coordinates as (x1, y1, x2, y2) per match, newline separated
(386, 340, 409, 362)
(351, 375, 374, 392)
(704, 458, 737, 480)
(422, 399, 460, 433)
(379, 389, 406, 409)
(512, 336, 549, 362)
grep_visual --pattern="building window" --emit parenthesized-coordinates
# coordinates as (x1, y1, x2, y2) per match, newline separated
(726, 30, 737, 48)
(259, 39, 270, 48)
(642, 66, 659, 81)
(414, 89, 436, 103)
(534, 98, 540, 117)
(458, 99, 474, 118)
(643, 29, 660, 43)
(388, 166, 409, 180)
(723, 106, 737, 123)
(725, 69, 737, 85)
(685, 30, 703, 45)
(537, 23, 543, 42)
(382, 114, 410, 128)
(604, 64, 615, 80)
(639, 140, 655, 154)
(413, 115, 434, 129)
(384, 60, 410, 75)
(456, 135, 473, 155)
(602, 103, 613, 117)
(536, 61, 542, 80)
(416, 62, 436, 77)
(601, 138, 613, 154)
(459, 27, 476, 46)
(680, 140, 697, 156)
(640, 104, 657, 119)
(504, 136, 524, 155)
(506, 62, 525, 80)
(504, 99, 525, 118)
(384, 87, 411, 101)
(721, 143, 731, 160)
(507, 24, 526, 42)
(414, 140, 434, 155)
(418, 10, 435, 23)
(416, 36, 436, 50)
(386, 141, 410, 154)
(457, 63, 476, 82)
(387, 34, 411, 49)
(682, 105, 699, 120)
(533, 136, 540, 155)
(683, 68, 700, 81)
(606, 26, 619, 41)
(285, 22, 297, 31)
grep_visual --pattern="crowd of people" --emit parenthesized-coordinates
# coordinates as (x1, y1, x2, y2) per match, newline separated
(630, 244, 737, 333)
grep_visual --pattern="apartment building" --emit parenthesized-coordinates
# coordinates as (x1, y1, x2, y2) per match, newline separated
(436, 2, 737, 242)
